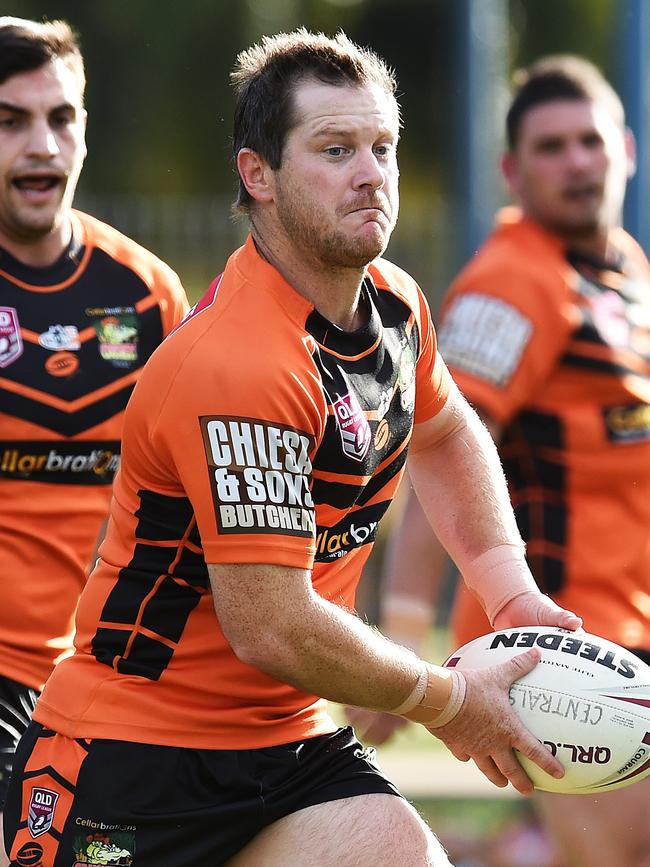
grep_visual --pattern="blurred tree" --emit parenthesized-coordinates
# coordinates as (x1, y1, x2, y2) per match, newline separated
(0, 0, 624, 288)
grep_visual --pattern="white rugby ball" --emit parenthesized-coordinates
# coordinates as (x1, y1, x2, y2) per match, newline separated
(444, 626, 650, 794)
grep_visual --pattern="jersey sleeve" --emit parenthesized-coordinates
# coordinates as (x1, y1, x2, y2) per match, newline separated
(148, 331, 323, 571)
(437, 264, 575, 425)
(413, 285, 452, 424)
(154, 265, 191, 335)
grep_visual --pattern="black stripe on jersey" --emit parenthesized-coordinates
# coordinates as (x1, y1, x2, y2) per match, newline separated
(6, 305, 162, 399)
(0, 382, 135, 438)
(561, 352, 641, 378)
(500, 411, 567, 594)
(315, 500, 390, 562)
(0, 247, 165, 435)
(135, 490, 203, 550)
(311, 445, 407, 510)
(91, 491, 209, 681)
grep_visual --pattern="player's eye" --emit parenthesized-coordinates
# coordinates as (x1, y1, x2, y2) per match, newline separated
(582, 132, 603, 149)
(536, 139, 563, 154)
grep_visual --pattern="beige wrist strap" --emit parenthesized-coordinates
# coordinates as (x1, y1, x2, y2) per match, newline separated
(462, 542, 538, 624)
(426, 670, 466, 729)
(397, 665, 466, 727)
(389, 665, 429, 715)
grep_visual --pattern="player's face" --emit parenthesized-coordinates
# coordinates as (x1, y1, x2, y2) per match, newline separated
(270, 79, 400, 269)
(0, 58, 86, 250)
(503, 99, 633, 240)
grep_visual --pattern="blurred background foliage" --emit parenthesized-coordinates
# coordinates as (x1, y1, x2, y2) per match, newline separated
(5, 0, 621, 297)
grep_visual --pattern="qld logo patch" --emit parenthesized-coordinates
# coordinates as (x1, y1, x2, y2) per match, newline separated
(333, 391, 371, 462)
(0, 306, 23, 368)
(28, 786, 59, 838)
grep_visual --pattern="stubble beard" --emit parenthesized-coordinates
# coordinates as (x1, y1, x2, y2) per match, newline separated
(275, 186, 391, 270)
(2, 184, 70, 244)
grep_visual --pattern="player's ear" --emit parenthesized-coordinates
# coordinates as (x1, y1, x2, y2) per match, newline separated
(500, 150, 519, 196)
(237, 149, 274, 204)
(624, 127, 637, 180)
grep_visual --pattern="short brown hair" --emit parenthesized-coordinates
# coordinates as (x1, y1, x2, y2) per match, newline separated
(0, 17, 85, 98)
(506, 54, 624, 149)
(231, 28, 398, 212)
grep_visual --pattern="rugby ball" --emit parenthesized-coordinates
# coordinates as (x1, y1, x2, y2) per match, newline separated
(444, 626, 650, 794)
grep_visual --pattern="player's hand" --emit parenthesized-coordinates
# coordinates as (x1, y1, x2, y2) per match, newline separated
(429, 648, 565, 795)
(345, 706, 409, 745)
(493, 591, 582, 632)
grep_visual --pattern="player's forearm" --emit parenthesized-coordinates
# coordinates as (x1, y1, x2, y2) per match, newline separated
(240, 588, 428, 709)
(380, 488, 444, 652)
(409, 401, 521, 561)
(409, 388, 539, 622)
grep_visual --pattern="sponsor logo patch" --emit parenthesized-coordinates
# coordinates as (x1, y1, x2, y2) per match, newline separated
(45, 350, 79, 377)
(438, 293, 532, 386)
(15, 841, 44, 866)
(590, 290, 630, 348)
(28, 786, 59, 838)
(39, 324, 81, 351)
(374, 418, 390, 450)
(397, 342, 416, 412)
(201, 416, 315, 537)
(0, 440, 120, 484)
(332, 391, 371, 462)
(88, 307, 138, 367)
(73, 829, 135, 866)
(315, 502, 388, 561)
(603, 403, 650, 444)
(0, 306, 23, 368)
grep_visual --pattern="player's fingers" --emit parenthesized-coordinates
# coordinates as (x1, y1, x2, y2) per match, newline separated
(532, 597, 583, 631)
(500, 647, 541, 686)
(363, 715, 405, 746)
(345, 707, 375, 740)
(344, 706, 364, 727)
(555, 609, 583, 631)
(472, 755, 509, 789)
(512, 729, 564, 780)
(492, 750, 535, 796)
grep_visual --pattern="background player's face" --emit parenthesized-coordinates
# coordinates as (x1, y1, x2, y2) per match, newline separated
(270, 79, 400, 269)
(502, 98, 633, 240)
(0, 58, 86, 247)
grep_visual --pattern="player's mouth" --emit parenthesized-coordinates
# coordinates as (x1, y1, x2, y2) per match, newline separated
(562, 184, 602, 204)
(11, 173, 64, 200)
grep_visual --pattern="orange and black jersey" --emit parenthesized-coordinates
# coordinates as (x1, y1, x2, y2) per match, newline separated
(35, 234, 450, 749)
(0, 210, 188, 689)
(437, 208, 650, 653)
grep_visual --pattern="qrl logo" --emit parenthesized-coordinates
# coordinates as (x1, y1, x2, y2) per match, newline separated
(543, 742, 611, 764)
(0, 306, 22, 368)
(28, 786, 59, 838)
(333, 392, 371, 462)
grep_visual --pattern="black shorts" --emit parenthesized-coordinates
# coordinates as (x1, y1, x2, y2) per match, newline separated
(4, 723, 400, 866)
(0, 674, 38, 810)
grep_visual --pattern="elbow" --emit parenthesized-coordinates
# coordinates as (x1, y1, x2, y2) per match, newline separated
(228, 628, 295, 677)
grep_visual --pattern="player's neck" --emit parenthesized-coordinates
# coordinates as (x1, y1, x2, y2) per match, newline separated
(250, 223, 369, 332)
(562, 232, 610, 261)
(0, 218, 74, 268)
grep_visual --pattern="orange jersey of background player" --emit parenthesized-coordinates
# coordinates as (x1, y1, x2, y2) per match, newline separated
(35, 235, 450, 749)
(0, 210, 188, 689)
(438, 208, 650, 654)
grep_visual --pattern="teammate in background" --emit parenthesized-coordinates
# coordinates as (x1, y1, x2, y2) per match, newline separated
(349, 55, 650, 867)
(5, 31, 581, 867)
(0, 17, 188, 864)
